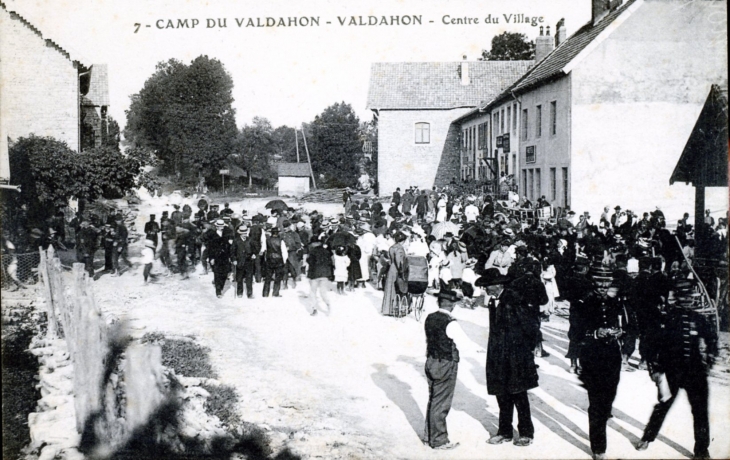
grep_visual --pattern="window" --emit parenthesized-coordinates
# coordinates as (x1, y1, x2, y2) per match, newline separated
(536, 105, 542, 138)
(528, 169, 534, 200)
(513, 103, 518, 132)
(550, 101, 557, 135)
(521, 109, 528, 140)
(415, 122, 430, 144)
(500, 109, 505, 134)
(512, 155, 516, 178)
(494, 113, 499, 136)
(507, 106, 511, 133)
(535, 168, 541, 198)
(562, 167, 569, 207)
(550, 168, 557, 201)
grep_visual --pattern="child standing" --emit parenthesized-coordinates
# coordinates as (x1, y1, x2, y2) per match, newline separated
(141, 239, 155, 284)
(333, 246, 350, 294)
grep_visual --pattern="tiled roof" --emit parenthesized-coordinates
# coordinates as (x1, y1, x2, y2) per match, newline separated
(504, 0, 637, 96)
(85, 64, 110, 106)
(366, 61, 534, 110)
(277, 162, 311, 177)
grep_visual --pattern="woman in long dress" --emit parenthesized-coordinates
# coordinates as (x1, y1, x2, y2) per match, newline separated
(381, 231, 408, 316)
(436, 195, 448, 223)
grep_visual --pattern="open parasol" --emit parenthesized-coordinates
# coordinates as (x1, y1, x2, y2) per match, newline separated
(265, 199, 288, 211)
(430, 221, 461, 239)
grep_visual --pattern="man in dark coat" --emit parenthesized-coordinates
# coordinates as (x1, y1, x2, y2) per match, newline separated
(76, 220, 99, 277)
(232, 224, 256, 298)
(423, 289, 468, 451)
(144, 214, 160, 250)
(415, 190, 429, 221)
(392, 187, 401, 207)
(263, 227, 287, 297)
(483, 267, 542, 447)
(576, 274, 629, 460)
(208, 219, 233, 298)
(307, 236, 333, 315)
(562, 258, 594, 373)
(171, 205, 183, 226)
(635, 277, 717, 459)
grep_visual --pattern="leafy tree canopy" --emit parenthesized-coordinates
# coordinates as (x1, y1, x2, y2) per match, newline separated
(481, 31, 535, 61)
(308, 102, 362, 188)
(231, 117, 277, 187)
(124, 56, 238, 180)
(5, 136, 149, 228)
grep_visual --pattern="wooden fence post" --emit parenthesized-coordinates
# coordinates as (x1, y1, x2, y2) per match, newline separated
(38, 248, 57, 338)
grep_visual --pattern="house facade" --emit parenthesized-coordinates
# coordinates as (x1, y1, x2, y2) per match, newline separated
(366, 60, 532, 196)
(0, 3, 109, 183)
(454, 0, 727, 219)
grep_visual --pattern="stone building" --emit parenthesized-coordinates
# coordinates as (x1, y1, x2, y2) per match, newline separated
(366, 60, 532, 196)
(277, 163, 312, 197)
(0, 2, 109, 184)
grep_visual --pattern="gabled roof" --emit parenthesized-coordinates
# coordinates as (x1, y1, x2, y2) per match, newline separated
(508, 0, 637, 95)
(670, 83, 728, 187)
(366, 61, 533, 110)
(1, 2, 89, 67)
(277, 162, 311, 177)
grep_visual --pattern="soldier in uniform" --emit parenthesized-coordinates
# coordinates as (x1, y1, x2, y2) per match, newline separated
(76, 220, 99, 277)
(144, 214, 160, 252)
(101, 224, 115, 272)
(636, 276, 717, 459)
(160, 212, 176, 274)
(576, 271, 629, 460)
(263, 227, 287, 297)
(171, 204, 183, 226)
(563, 258, 593, 374)
(207, 204, 220, 222)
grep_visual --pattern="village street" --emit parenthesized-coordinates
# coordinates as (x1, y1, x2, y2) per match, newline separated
(84, 196, 730, 460)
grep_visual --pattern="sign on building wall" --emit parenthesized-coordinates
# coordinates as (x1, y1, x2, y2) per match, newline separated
(496, 136, 503, 148)
(503, 133, 510, 152)
(526, 145, 536, 163)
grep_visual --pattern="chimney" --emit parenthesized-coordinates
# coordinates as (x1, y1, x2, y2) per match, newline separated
(555, 18, 567, 47)
(592, 0, 611, 25)
(460, 55, 469, 86)
(535, 25, 554, 62)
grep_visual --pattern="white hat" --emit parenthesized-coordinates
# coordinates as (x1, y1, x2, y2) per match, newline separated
(214, 219, 226, 227)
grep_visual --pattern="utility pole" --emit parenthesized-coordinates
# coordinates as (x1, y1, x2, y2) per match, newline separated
(300, 126, 317, 190)
(295, 128, 300, 163)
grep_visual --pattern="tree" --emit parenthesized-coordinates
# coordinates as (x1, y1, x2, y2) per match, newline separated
(231, 117, 276, 188)
(272, 125, 299, 163)
(307, 102, 362, 188)
(360, 118, 378, 188)
(124, 56, 238, 181)
(480, 32, 535, 61)
(3, 136, 150, 236)
(103, 115, 121, 150)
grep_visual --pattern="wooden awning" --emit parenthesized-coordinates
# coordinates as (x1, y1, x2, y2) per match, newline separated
(670, 83, 728, 187)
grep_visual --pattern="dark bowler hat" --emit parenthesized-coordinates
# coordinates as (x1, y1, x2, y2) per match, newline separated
(437, 289, 461, 303)
(476, 268, 511, 287)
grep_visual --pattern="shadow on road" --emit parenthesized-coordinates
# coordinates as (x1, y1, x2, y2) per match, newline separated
(370, 362, 426, 441)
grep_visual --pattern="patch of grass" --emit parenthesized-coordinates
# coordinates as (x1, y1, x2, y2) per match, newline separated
(141, 332, 218, 379)
(201, 383, 241, 428)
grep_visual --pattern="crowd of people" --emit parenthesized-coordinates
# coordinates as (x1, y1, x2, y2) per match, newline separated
(16, 183, 727, 460)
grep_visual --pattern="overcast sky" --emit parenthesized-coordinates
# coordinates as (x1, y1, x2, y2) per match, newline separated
(8, 0, 590, 129)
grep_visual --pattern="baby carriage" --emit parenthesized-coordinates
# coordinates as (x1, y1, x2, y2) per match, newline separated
(392, 255, 429, 321)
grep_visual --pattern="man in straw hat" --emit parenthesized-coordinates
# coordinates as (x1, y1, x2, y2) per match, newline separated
(480, 267, 540, 448)
(208, 219, 233, 298)
(232, 224, 256, 298)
